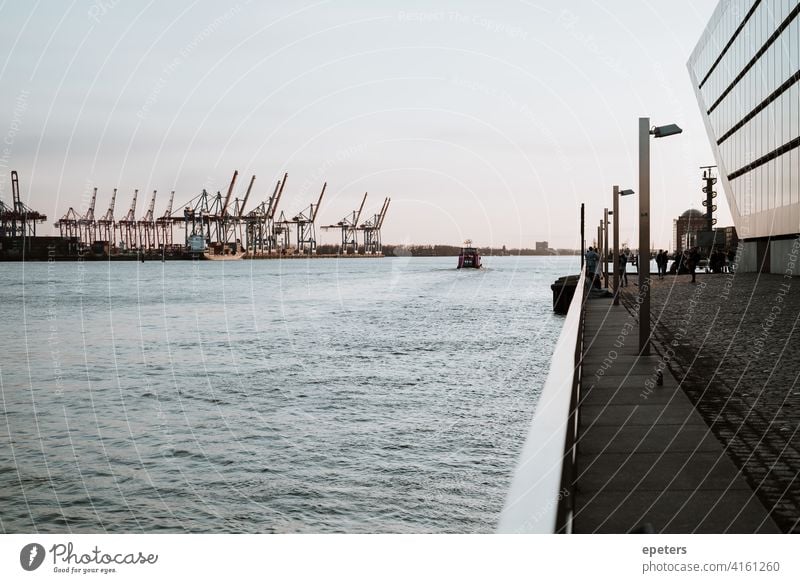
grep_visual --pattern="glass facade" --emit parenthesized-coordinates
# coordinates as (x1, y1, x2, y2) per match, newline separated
(688, 0, 800, 239)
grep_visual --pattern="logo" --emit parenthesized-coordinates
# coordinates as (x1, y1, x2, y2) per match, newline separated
(20, 543, 46, 571)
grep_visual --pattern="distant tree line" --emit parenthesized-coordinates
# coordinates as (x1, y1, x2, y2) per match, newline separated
(312, 243, 580, 256)
(382, 244, 581, 256)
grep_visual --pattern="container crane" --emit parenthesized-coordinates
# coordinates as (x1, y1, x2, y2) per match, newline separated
(292, 182, 326, 254)
(137, 190, 158, 250)
(117, 189, 138, 251)
(156, 190, 175, 248)
(79, 187, 98, 245)
(97, 189, 117, 248)
(360, 197, 391, 255)
(322, 192, 367, 255)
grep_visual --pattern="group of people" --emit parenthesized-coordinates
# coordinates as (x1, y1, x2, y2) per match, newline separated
(586, 245, 736, 287)
(585, 246, 630, 287)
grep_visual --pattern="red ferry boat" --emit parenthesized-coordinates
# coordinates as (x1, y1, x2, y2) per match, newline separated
(457, 240, 482, 269)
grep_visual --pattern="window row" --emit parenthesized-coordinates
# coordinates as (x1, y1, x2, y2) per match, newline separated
(717, 79, 800, 171)
(691, 0, 757, 87)
(729, 145, 800, 215)
(707, 18, 799, 139)
(700, 0, 797, 105)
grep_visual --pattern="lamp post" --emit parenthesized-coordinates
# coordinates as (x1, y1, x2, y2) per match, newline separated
(612, 186, 635, 306)
(603, 208, 610, 288)
(638, 118, 682, 355)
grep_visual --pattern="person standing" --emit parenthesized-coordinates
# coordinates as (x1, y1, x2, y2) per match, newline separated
(655, 250, 666, 279)
(689, 247, 700, 283)
(585, 246, 599, 288)
(618, 252, 628, 287)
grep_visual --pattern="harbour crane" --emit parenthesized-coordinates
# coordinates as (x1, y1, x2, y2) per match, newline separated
(117, 189, 138, 251)
(291, 182, 326, 254)
(1, 171, 47, 238)
(360, 197, 391, 255)
(97, 189, 117, 248)
(79, 187, 98, 245)
(155, 190, 175, 248)
(137, 190, 158, 250)
(56, 207, 80, 239)
(322, 192, 367, 255)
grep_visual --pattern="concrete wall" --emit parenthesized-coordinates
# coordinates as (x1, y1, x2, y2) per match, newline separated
(771, 237, 800, 276)
(737, 240, 757, 273)
(734, 238, 800, 274)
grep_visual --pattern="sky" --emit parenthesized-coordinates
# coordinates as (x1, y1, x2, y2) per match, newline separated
(0, 0, 725, 250)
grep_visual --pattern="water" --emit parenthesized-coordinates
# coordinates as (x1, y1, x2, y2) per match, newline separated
(0, 255, 577, 533)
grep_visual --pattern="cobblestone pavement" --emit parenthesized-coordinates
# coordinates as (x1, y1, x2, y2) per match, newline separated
(620, 272, 800, 533)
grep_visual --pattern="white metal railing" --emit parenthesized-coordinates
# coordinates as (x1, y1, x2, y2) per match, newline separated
(497, 270, 586, 533)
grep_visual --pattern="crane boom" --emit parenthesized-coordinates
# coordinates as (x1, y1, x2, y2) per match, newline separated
(124, 190, 138, 220)
(11, 170, 20, 211)
(377, 197, 391, 229)
(143, 190, 157, 221)
(102, 189, 117, 221)
(241, 174, 255, 215)
(221, 170, 238, 216)
(354, 192, 367, 226)
(84, 188, 97, 221)
(162, 191, 175, 218)
(311, 182, 326, 222)
(269, 173, 288, 220)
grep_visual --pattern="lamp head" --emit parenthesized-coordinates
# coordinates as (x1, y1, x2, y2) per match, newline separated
(651, 123, 683, 138)
(620, 189, 635, 196)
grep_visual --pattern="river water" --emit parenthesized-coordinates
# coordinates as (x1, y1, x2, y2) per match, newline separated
(0, 255, 577, 533)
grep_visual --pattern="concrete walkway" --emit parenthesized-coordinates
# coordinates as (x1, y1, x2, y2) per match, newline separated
(572, 296, 779, 533)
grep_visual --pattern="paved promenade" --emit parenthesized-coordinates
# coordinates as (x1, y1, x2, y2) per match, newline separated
(572, 295, 779, 533)
(619, 272, 800, 533)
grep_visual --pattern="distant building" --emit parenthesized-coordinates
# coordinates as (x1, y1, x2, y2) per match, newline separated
(535, 241, 548, 252)
(673, 209, 705, 254)
(688, 1, 799, 272)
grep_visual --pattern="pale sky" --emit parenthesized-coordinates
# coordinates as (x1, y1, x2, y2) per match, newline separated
(0, 0, 725, 250)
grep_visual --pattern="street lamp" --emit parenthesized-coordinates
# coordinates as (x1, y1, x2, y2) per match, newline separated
(612, 186, 635, 306)
(638, 118, 683, 354)
(603, 208, 609, 288)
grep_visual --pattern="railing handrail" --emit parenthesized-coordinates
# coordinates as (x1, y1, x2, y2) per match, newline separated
(497, 270, 586, 533)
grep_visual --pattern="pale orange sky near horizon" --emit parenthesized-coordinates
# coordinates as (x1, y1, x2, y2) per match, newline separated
(0, 0, 726, 250)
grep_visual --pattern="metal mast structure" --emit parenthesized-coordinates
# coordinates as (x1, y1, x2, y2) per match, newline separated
(701, 165, 717, 232)
(1, 171, 47, 238)
(137, 190, 158, 250)
(56, 207, 80, 239)
(79, 187, 98, 245)
(322, 192, 367, 254)
(360, 197, 390, 254)
(97, 189, 117, 246)
(155, 190, 175, 248)
(292, 182, 326, 254)
(117, 189, 139, 251)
